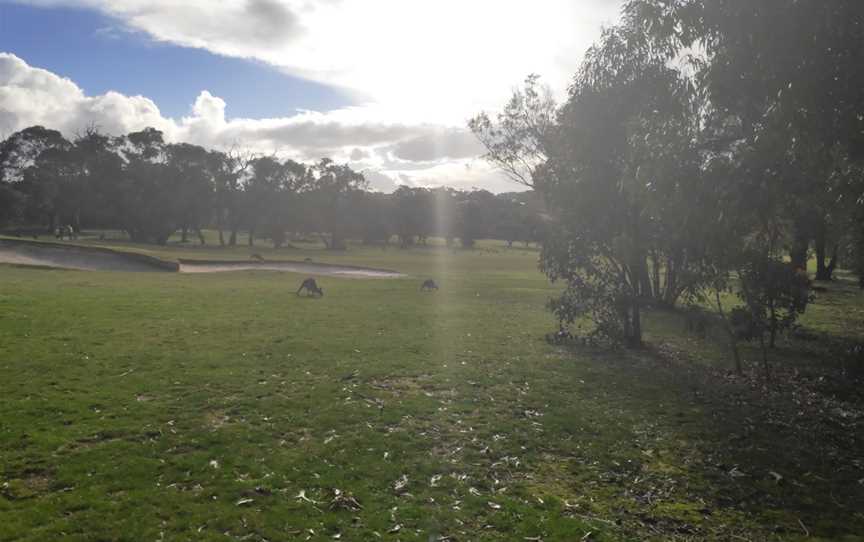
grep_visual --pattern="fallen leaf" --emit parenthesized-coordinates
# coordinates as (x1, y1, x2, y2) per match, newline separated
(393, 475, 409, 493)
(728, 466, 747, 478)
(295, 490, 318, 504)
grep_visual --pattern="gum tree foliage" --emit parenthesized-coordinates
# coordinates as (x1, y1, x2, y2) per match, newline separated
(430, 187, 459, 247)
(0, 126, 552, 250)
(354, 191, 393, 246)
(391, 186, 434, 248)
(455, 199, 483, 249)
(472, 24, 722, 346)
(627, 0, 864, 280)
(207, 148, 250, 247)
(303, 158, 368, 250)
(116, 128, 183, 244)
(469, 74, 556, 189)
(165, 142, 217, 245)
(0, 126, 71, 229)
(0, 180, 23, 227)
(731, 253, 811, 376)
(243, 156, 309, 248)
(71, 128, 126, 230)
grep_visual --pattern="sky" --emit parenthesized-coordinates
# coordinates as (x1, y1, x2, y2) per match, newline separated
(0, 0, 623, 192)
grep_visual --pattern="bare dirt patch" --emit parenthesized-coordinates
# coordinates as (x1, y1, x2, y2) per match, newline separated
(204, 410, 232, 430)
(1, 471, 54, 500)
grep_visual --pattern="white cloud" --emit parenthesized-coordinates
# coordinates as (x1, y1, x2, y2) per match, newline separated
(384, 159, 516, 193)
(11, 0, 622, 121)
(0, 53, 173, 137)
(0, 52, 508, 191)
(2, 0, 622, 191)
(390, 128, 486, 162)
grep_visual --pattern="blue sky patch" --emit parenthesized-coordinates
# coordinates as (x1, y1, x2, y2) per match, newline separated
(0, 2, 355, 119)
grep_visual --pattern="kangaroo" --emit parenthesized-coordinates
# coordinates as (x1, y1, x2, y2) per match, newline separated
(420, 279, 439, 291)
(250, 253, 265, 262)
(297, 277, 324, 297)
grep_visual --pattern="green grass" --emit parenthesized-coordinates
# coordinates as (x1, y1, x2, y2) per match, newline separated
(1, 242, 862, 541)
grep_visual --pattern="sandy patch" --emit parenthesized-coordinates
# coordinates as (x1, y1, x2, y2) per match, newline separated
(178, 259, 403, 278)
(0, 240, 175, 272)
(0, 240, 404, 278)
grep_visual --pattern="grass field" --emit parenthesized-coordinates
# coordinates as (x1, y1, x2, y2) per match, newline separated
(1, 239, 862, 541)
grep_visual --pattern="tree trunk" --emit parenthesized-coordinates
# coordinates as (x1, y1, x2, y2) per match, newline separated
(769, 300, 777, 348)
(789, 229, 809, 270)
(181, 226, 188, 243)
(760, 334, 771, 380)
(628, 202, 644, 346)
(630, 296, 642, 348)
(663, 252, 684, 307)
(816, 233, 838, 281)
(248, 228, 255, 247)
(714, 289, 742, 375)
(229, 228, 237, 246)
(637, 257, 652, 301)
(826, 243, 839, 279)
(651, 252, 661, 304)
(197, 228, 206, 245)
(814, 221, 832, 280)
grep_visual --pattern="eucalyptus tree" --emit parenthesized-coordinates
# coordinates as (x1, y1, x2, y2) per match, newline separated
(0, 182, 21, 227)
(244, 156, 309, 248)
(0, 126, 71, 230)
(472, 22, 720, 345)
(114, 128, 183, 244)
(304, 158, 367, 250)
(355, 191, 393, 246)
(430, 187, 458, 247)
(627, 0, 864, 273)
(165, 142, 215, 244)
(244, 155, 284, 247)
(456, 199, 483, 249)
(391, 186, 434, 247)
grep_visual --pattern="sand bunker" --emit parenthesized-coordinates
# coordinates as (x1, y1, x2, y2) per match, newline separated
(178, 260, 403, 278)
(0, 240, 403, 278)
(0, 240, 177, 272)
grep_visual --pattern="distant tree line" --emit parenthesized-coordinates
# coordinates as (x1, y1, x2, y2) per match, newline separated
(0, 126, 547, 249)
(471, 0, 864, 363)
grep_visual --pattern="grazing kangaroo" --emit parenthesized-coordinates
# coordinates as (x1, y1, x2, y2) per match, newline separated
(420, 279, 439, 291)
(297, 277, 324, 297)
(250, 253, 265, 262)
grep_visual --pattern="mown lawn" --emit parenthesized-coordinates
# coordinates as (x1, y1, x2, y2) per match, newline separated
(1, 243, 862, 541)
